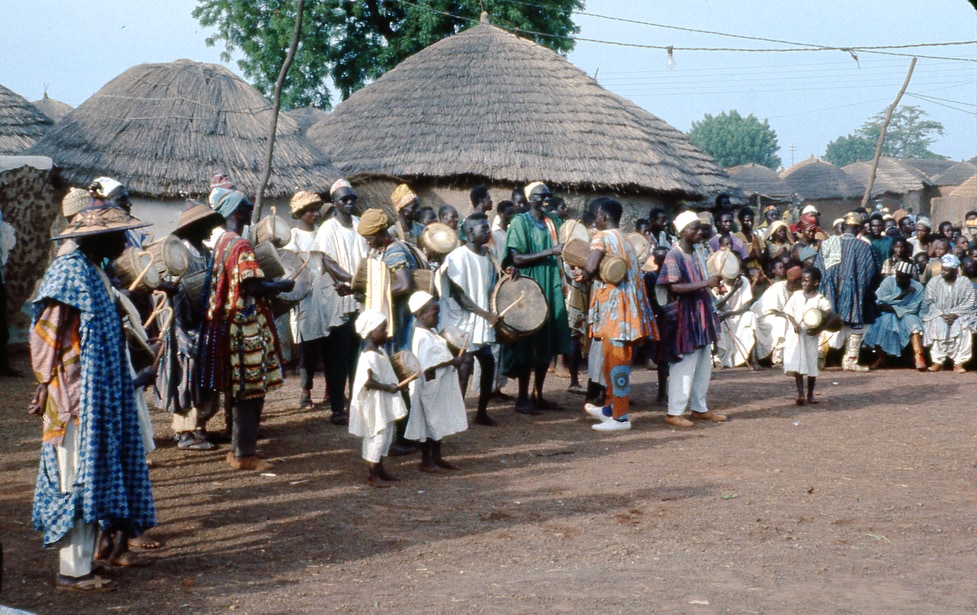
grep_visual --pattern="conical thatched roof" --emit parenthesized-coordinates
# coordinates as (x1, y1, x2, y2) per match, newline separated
(0, 83, 53, 154)
(27, 59, 342, 198)
(841, 157, 929, 197)
(902, 158, 955, 179)
(307, 18, 738, 201)
(779, 157, 862, 200)
(31, 93, 73, 123)
(948, 174, 977, 198)
(286, 106, 328, 135)
(726, 163, 792, 198)
(932, 161, 977, 188)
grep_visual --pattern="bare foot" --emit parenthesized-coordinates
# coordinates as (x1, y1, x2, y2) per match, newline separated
(367, 477, 391, 488)
(434, 458, 459, 471)
(807, 396, 819, 404)
(419, 463, 443, 473)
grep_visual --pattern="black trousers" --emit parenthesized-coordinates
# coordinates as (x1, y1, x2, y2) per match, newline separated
(321, 318, 358, 414)
(232, 397, 264, 458)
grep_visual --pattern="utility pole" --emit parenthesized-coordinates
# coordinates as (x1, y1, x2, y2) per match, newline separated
(861, 57, 916, 209)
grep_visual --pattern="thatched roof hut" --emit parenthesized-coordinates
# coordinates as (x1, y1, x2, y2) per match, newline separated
(306, 14, 739, 219)
(286, 106, 328, 136)
(841, 157, 929, 197)
(931, 174, 977, 225)
(780, 158, 863, 200)
(0, 84, 53, 154)
(902, 159, 955, 180)
(27, 59, 342, 200)
(31, 93, 73, 123)
(931, 161, 977, 188)
(726, 163, 793, 200)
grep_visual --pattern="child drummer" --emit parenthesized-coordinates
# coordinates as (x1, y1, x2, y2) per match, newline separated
(349, 310, 408, 487)
(407, 291, 469, 472)
(780, 267, 832, 405)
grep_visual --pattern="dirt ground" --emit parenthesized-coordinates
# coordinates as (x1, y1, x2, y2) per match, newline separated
(2, 348, 977, 615)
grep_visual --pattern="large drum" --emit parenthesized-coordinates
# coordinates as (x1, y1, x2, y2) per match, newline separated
(391, 350, 422, 384)
(706, 248, 741, 281)
(490, 275, 548, 344)
(146, 234, 190, 277)
(254, 241, 285, 279)
(421, 223, 458, 258)
(250, 214, 291, 248)
(113, 248, 160, 295)
(272, 250, 314, 317)
(561, 237, 627, 284)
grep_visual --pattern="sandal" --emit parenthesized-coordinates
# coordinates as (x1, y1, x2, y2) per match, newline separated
(177, 433, 214, 451)
(57, 574, 118, 592)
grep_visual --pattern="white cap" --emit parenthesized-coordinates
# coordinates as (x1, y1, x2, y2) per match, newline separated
(673, 211, 701, 234)
(408, 290, 435, 315)
(801, 204, 819, 215)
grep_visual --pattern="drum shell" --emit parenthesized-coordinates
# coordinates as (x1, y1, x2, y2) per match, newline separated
(391, 350, 421, 382)
(627, 232, 651, 264)
(598, 255, 627, 284)
(352, 260, 432, 295)
(706, 248, 741, 281)
(180, 269, 208, 315)
(490, 276, 547, 343)
(420, 223, 458, 257)
(252, 215, 291, 248)
(113, 248, 160, 296)
(146, 235, 190, 277)
(801, 307, 825, 330)
(351, 260, 368, 295)
(561, 238, 591, 269)
(254, 242, 285, 279)
(276, 250, 312, 303)
(559, 219, 589, 245)
(440, 325, 470, 354)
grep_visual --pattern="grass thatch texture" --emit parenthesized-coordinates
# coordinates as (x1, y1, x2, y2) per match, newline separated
(842, 157, 929, 197)
(31, 94, 73, 123)
(27, 60, 343, 199)
(780, 157, 863, 200)
(0, 84, 53, 154)
(932, 161, 977, 188)
(902, 158, 956, 180)
(307, 23, 739, 201)
(726, 163, 793, 198)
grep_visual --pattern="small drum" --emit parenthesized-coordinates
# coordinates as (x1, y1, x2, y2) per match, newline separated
(251, 214, 291, 248)
(803, 307, 843, 332)
(118, 293, 156, 371)
(412, 268, 434, 293)
(180, 269, 208, 315)
(706, 248, 741, 281)
(561, 237, 591, 269)
(391, 350, 422, 384)
(559, 219, 589, 245)
(254, 241, 285, 279)
(627, 232, 651, 264)
(272, 250, 314, 316)
(113, 248, 160, 295)
(421, 223, 458, 257)
(598, 255, 627, 284)
(490, 276, 548, 344)
(351, 259, 368, 295)
(146, 235, 190, 277)
(440, 325, 470, 354)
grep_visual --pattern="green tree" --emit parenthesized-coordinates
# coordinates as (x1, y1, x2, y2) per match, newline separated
(823, 105, 947, 165)
(687, 110, 781, 169)
(194, 0, 582, 110)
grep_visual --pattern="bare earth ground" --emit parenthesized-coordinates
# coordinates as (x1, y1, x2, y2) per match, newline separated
(2, 349, 977, 615)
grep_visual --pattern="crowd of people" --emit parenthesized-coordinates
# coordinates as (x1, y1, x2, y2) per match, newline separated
(24, 171, 976, 592)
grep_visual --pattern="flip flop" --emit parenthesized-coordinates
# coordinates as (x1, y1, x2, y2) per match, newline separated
(57, 574, 118, 592)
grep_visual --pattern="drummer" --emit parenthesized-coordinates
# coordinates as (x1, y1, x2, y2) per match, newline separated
(501, 181, 571, 414)
(457, 185, 494, 243)
(575, 199, 656, 432)
(389, 183, 424, 247)
(439, 213, 500, 426)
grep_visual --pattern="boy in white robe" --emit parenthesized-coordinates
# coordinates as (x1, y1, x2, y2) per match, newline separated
(782, 268, 832, 405)
(407, 291, 468, 472)
(349, 310, 408, 487)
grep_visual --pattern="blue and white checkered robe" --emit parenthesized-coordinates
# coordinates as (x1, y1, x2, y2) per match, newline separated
(31, 250, 156, 545)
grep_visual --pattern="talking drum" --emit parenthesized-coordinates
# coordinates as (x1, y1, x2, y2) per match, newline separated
(180, 269, 208, 314)
(251, 214, 291, 248)
(561, 238, 627, 284)
(598, 255, 628, 284)
(253, 242, 286, 279)
(561, 237, 591, 268)
(490, 276, 547, 344)
(627, 232, 651, 263)
(559, 218, 589, 245)
(412, 268, 434, 293)
(706, 248, 741, 281)
(146, 234, 190, 277)
(420, 223, 458, 258)
(351, 259, 368, 295)
(118, 293, 156, 371)
(271, 250, 313, 317)
(391, 350, 422, 384)
(113, 248, 160, 296)
(440, 324, 470, 354)
(802, 307, 842, 332)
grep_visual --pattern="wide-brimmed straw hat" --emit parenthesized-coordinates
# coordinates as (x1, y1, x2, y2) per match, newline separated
(61, 187, 91, 219)
(290, 190, 323, 218)
(53, 204, 151, 240)
(173, 202, 224, 237)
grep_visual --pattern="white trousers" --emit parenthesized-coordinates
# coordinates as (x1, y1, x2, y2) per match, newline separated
(361, 423, 395, 463)
(929, 332, 973, 364)
(56, 420, 96, 578)
(667, 346, 713, 416)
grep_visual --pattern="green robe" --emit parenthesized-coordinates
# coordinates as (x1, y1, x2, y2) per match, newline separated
(501, 212, 571, 373)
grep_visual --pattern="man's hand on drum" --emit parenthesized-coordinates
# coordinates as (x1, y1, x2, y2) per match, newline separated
(507, 267, 520, 280)
(706, 273, 723, 288)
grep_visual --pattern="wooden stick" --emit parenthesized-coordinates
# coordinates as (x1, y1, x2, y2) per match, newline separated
(287, 255, 311, 280)
(397, 369, 422, 389)
(128, 250, 156, 292)
(497, 291, 526, 319)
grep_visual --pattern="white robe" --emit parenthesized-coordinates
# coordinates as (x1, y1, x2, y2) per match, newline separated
(407, 328, 468, 442)
(312, 217, 368, 316)
(349, 350, 407, 439)
(783, 291, 832, 377)
(712, 275, 756, 367)
(751, 280, 790, 362)
(283, 227, 343, 342)
(438, 246, 497, 346)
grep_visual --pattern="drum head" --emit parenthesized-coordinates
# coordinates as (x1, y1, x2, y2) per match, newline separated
(277, 250, 312, 302)
(157, 235, 190, 276)
(440, 325, 470, 352)
(391, 350, 422, 382)
(627, 232, 651, 262)
(559, 219, 589, 245)
(802, 307, 824, 329)
(706, 248, 740, 280)
(421, 223, 458, 255)
(491, 276, 547, 335)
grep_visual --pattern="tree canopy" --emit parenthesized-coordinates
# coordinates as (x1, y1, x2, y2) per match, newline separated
(823, 105, 946, 166)
(194, 0, 582, 110)
(687, 110, 781, 170)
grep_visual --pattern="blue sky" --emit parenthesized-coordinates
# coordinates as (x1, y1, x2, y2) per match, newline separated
(2, 0, 974, 167)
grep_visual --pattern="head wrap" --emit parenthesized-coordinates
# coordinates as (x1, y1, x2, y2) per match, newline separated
(329, 179, 353, 198)
(798, 246, 819, 263)
(832, 217, 845, 228)
(355, 309, 388, 338)
(89, 177, 124, 200)
(892, 208, 911, 223)
(843, 212, 863, 227)
(798, 214, 818, 230)
(408, 290, 435, 315)
(801, 204, 819, 216)
(290, 190, 322, 218)
(767, 220, 789, 239)
(786, 266, 802, 281)
(763, 205, 779, 213)
(209, 173, 234, 190)
(895, 261, 915, 275)
(916, 215, 932, 230)
(673, 211, 700, 235)
(524, 181, 551, 200)
(357, 208, 389, 237)
(62, 187, 90, 219)
(391, 184, 418, 211)
(212, 188, 246, 219)
(697, 211, 713, 227)
(941, 254, 961, 269)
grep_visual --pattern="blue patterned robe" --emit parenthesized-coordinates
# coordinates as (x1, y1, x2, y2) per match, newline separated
(32, 250, 156, 545)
